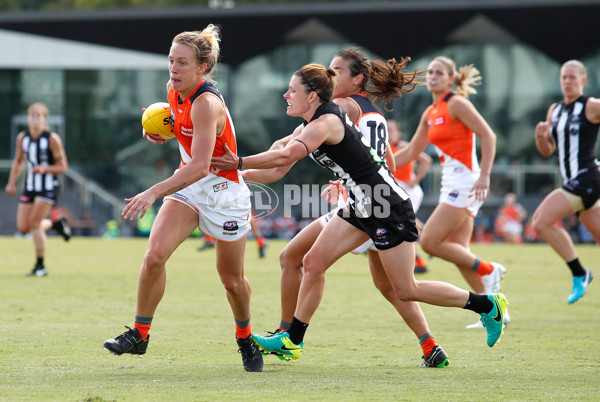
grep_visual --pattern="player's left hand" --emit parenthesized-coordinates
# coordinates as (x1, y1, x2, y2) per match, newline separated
(122, 190, 156, 220)
(321, 179, 343, 205)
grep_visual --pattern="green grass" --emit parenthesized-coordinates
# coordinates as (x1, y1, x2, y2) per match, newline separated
(1, 236, 599, 401)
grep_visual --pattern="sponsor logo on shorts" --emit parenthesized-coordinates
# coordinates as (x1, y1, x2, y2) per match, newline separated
(448, 190, 459, 199)
(396, 223, 405, 232)
(375, 227, 388, 242)
(323, 211, 335, 223)
(213, 182, 228, 192)
(223, 221, 239, 231)
(171, 192, 190, 203)
(567, 179, 579, 189)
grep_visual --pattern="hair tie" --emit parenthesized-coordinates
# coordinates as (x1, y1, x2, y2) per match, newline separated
(298, 70, 330, 102)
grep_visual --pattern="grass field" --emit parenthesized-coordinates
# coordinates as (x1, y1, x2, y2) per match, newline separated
(1, 236, 599, 401)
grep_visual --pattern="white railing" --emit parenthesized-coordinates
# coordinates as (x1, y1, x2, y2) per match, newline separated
(61, 168, 126, 221)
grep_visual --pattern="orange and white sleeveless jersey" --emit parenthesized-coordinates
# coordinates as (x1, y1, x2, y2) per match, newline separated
(389, 143, 415, 183)
(166, 80, 251, 240)
(426, 91, 480, 189)
(168, 80, 240, 183)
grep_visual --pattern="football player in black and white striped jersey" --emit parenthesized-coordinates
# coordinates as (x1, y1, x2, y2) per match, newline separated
(5, 103, 70, 277)
(533, 60, 600, 304)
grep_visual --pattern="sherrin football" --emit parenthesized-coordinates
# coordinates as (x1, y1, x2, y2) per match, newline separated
(142, 102, 174, 140)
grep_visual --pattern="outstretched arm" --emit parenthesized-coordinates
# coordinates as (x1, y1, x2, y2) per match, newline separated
(394, 108, 430, 168)
(212, 114, 341, 171)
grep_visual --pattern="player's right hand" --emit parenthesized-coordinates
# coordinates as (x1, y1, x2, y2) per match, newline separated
(535, 121, 551, 141)
(143, 129, 167, 144)
(5, 183, 16, 197)
(141, 107, 167, 144)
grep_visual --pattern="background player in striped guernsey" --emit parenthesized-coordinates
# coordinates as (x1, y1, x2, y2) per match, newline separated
(103, 25, 262, 372)
(532, 60, 600, 304)
(4, 102, 71, 277)
(394, 56, 509, 329)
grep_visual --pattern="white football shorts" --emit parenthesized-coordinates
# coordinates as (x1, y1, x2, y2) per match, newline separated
(165, 170, 251, 241)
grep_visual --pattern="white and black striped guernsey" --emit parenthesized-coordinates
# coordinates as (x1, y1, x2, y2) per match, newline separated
(305, 102, 409, 216)
(550, 95, 600, 184)
(21, 130, 58, 193)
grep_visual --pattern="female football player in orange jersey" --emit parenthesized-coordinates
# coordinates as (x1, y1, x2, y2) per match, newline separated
(212, 62, 508, 364)
(103, 25, 263, 372)
(532, 60, 600, 304)
(394, 56, 509, 329)
(5, 102, 71, 277)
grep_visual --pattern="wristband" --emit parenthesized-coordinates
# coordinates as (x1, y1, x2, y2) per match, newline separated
(238, 157, 243, 170)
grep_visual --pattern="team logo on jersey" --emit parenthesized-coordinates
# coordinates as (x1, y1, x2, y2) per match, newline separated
(213, 182, 228, 192)
(434, 116, 445, 126)
(448, 190, 459, 199)
(223, 221, 239, 231)
(569, 124, 579, 136)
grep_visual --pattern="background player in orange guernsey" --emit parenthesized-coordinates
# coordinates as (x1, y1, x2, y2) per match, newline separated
(394, 56, 509, 329)
(103, 25, 263, 372)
